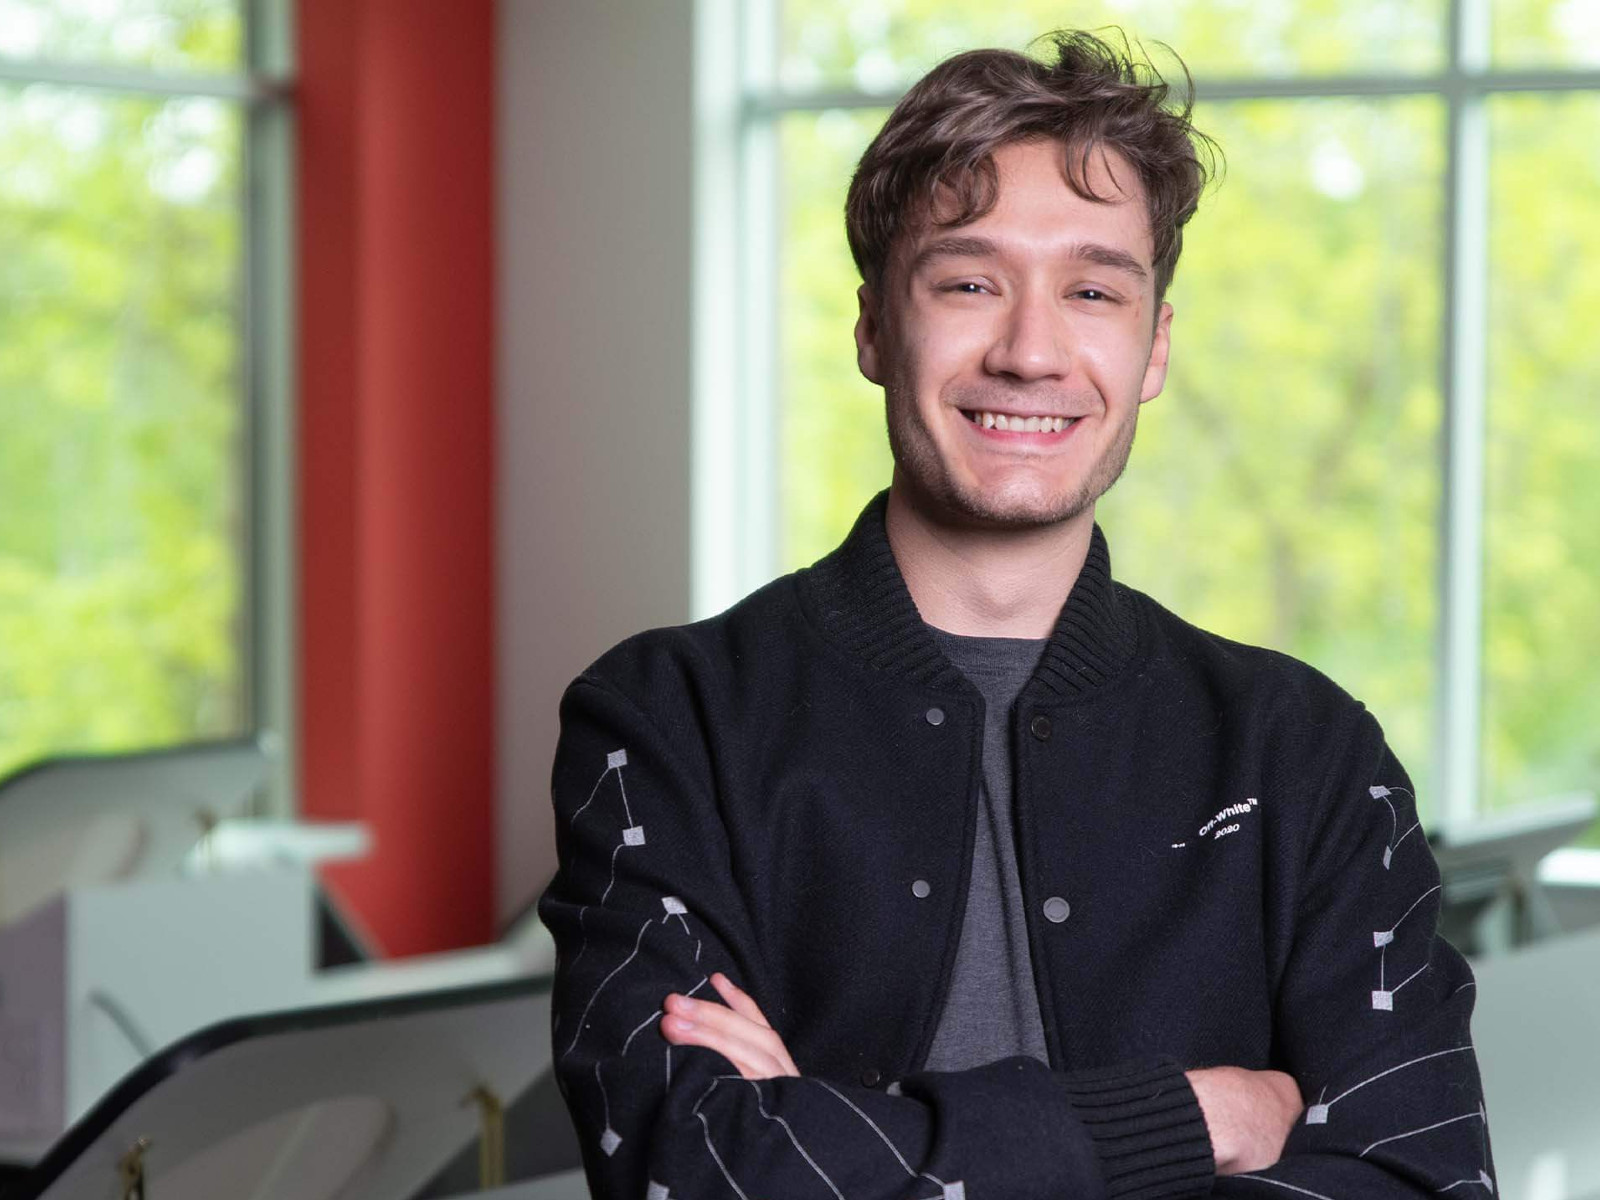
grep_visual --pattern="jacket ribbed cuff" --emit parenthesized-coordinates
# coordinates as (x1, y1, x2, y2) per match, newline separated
(1059, 1059, 1214, 1200)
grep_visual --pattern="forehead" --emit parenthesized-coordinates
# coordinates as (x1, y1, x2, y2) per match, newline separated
(903, 139, 1154, 269)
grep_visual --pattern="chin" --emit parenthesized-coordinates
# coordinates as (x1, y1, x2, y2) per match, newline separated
(934, 475, 1094, 530)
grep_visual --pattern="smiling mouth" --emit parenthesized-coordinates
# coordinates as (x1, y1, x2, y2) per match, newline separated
(961, 409, 1079, 433)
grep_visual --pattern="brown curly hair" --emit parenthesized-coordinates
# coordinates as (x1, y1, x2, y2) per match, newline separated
(845, 29, 1218, 302)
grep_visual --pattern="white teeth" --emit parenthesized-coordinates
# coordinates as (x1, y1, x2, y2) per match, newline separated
(967, 411, 1079, 432)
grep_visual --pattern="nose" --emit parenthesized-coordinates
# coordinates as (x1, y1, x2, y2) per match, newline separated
(982, 286, 1070, 382)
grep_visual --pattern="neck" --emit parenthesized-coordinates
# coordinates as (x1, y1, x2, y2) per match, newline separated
(884, 475, 1095, 639)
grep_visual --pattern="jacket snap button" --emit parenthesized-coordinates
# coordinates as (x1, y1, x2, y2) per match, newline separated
(925, 707, 945, 726)
(1043, 896, 1071, 923)
(1030, 715, 1052, 741)
(911, 879, 931, 899)
(861, 1067, 882, 1087)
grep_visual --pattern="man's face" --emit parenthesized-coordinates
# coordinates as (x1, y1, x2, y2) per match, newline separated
(855, 138, 1173, 530)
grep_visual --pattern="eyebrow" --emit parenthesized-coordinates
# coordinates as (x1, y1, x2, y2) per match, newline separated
(909, 235, 1150, 282)
(1071, 241, 1150, 282)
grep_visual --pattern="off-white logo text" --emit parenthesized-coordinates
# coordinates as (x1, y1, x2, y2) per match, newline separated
(1173, 797, 1261, 848)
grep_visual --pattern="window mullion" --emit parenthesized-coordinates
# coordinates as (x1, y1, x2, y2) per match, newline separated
(1435, 0, 1492, 834)
(0, 56, 275, 100)
(243, 0, 296, 815)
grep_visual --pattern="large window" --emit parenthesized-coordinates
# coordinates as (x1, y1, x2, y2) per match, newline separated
(702, 0, 1600, 832)
(0, 1, 292, 780)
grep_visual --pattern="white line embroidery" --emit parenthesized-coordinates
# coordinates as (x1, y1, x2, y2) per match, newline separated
(620, 975, 708, 1057)
(745, 1079, 846, 1200)
(1370, 783, 1416, 869)
(1436, 1171, 1494, 1193)
(622, 1011, 662, 1055)
(571, 767, 613, 827)
(1360, 1110, 1484, 1158)
(600, 842, 628, 905)
(564, 916, 653, 1060)
(1305, 1047, 1473, 1125)
(616, 757, 635, 826)
(570, 905, 595, 971)
(1371, 884, 1442, 1011)
(595, 1061, 611, 1132)
(1234, 1174, 1337, 1200)
(695, 1109, 751, 1200)
(1392, 963, 1429, 994)
(1384, 884, 1443, 939)
(566, 749, 640, 969)
(806, 1077, 951, 1191)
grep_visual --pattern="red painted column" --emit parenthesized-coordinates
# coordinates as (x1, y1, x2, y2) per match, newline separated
(297, 0, 497, 956)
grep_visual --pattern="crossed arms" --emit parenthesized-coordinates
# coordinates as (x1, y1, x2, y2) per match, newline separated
(540, 674, 1494, 1200)
(663, 973, 1305, 1176)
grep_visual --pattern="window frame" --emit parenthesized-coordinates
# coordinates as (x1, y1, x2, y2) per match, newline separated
(0, 0, 297, 813)
(695, 0, 1600, 833)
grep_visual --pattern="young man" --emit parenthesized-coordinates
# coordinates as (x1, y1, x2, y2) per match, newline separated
(540, 31, 1493, 1200)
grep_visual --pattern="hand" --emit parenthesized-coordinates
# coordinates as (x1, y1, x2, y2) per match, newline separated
(661, 973, 800, 1080)
(1186, 1066, 1302, 1175)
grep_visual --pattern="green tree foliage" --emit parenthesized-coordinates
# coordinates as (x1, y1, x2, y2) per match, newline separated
(0, 75, 244, 779)
(0, 0, 238, 70)
(777, 0, 1444, 91)
(1482, 93, 1600, 812)
(777, 0, 1600, 824)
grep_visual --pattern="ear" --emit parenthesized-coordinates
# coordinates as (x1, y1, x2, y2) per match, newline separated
(1139, 301, 1174, 403)
(854, 284, 884, 385)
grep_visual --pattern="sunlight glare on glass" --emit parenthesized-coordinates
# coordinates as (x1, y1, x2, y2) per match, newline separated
(0, 5, 47, 57)
(0, 0, 242, 71)
(1310, 138, 1366, 201)
(1553, 0, 1600, 63)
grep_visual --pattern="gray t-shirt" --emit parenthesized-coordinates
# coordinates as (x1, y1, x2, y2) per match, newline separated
(922, 629, 1051, 1072)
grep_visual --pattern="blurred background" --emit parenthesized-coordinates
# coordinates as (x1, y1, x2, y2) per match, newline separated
(1, 2, 1598, 1195)
(2, 0, 1595, 946)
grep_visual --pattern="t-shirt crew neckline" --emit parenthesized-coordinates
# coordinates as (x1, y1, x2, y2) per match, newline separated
(920, 623, 1051, 1073)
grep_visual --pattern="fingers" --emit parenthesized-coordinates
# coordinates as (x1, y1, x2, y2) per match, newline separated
(662, 993, 795, 1077)
(660, 1002, 790, 1079)
(710, 972, 772, 1028)
(658, 981, 799, 1079)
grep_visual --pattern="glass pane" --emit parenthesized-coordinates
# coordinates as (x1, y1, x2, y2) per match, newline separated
(780, 108, 893, 569)
(1100, 97, 1444, 802)
(0, 83, 246, 778)
(1482, 93, 1600, 816)
(777, 97, 1445, 802)
(0, 0, 242, 72)
(1493, 0, 1600, 67)
(780, 0, 1445, 93)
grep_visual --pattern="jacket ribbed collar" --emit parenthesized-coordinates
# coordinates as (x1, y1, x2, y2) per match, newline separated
(799, 491, 1140, 699)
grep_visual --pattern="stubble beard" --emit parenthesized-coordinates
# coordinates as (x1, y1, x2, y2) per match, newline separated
(884, 378, 1141, 531)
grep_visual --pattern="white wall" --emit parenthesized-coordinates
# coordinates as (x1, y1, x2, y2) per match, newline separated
(496, 0, 698, 921)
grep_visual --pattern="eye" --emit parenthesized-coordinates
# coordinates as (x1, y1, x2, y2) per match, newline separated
(1075, 288, 1111, 302)
(940, 280, 992, 295)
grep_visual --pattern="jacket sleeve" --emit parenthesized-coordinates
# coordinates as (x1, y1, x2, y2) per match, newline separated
(540, 674, 1216, 1200)
(1214, 713, 1496, 1199)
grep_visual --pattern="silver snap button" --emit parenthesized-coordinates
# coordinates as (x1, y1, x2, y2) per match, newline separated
(925, 707, 945, 726)
(1043, 896, 1071, 923)
(911, 879, 931, 899)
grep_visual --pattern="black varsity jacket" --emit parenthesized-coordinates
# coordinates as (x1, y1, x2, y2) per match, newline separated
(539, 493, 1494, 1200)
